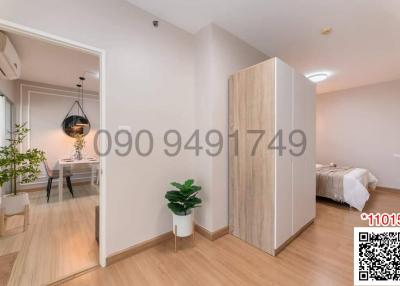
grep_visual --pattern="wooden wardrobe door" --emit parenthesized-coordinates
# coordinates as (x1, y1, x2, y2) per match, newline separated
(228, 60, 276, 255)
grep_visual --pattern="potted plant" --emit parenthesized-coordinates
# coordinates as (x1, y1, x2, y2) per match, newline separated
(165, 179, 202, 238)
(0, 123, 45, 225)
(73, 134, 85, 160)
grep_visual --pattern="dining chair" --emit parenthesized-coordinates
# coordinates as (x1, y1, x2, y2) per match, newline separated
(43, 160, 74, 202)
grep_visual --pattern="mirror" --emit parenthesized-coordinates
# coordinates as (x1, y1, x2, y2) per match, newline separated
(62, 115, 91, 137)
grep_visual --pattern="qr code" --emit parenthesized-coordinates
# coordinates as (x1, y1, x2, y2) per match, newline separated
(354, 227, 400, 285)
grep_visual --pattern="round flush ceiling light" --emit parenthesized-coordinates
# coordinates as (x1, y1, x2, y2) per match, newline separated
(320, 27, 332, 35)
(306, 72, 329, 83)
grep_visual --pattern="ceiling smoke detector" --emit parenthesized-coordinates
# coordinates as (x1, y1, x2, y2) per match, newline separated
(320, 27, 332, 35)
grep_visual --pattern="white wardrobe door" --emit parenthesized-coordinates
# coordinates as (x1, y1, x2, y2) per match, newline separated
(274, 59, 293, 249)
(292, 72, 316, 234)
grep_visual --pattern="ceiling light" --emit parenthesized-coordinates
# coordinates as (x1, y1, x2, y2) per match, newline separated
(306, 72, 329, 83)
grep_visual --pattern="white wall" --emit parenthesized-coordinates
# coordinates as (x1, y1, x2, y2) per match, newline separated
(17, 81, 99, 190)
(0, 0, 196, 257)
(317, 79, 400, 189)
(194, 24, 268, 231)
(194, 25, 214, 230)
(0, 1, 269, 259)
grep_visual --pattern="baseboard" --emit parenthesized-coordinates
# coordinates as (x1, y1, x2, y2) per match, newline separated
(46, 264, 99, 285)
(375, 186, 400, 192)
(18, 177, 94, 191)
(18, 181, 92, 193)
(274, 219, 314, 256)
(195, 224, 229, 241)
(106, 231, 173, 266)
(105, 225, 229, 266)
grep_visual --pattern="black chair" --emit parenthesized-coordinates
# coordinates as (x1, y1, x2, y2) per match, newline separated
(43, 161, 74, 202)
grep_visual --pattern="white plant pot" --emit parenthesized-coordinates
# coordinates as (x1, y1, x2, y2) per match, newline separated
(172, 211, 193, 237)
(1, 192, 30, 215)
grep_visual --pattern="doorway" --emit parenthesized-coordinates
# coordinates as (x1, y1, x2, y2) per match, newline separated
(0, 20, 106, 285)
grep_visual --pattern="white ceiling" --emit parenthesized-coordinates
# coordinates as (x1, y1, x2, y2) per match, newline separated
(7, 32, 99, 92)
(127, 0, 400, 94)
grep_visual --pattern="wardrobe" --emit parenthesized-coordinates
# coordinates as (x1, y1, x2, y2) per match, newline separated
(228, 57, 316, 255)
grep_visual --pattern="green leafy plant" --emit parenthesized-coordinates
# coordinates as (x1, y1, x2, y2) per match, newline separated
(165, 179, 202, 215)
(0, 123, 46, 195)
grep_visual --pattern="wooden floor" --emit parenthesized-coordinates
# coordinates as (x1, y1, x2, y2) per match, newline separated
(62, 188, 399, 286)
(0, 184, 99, 286)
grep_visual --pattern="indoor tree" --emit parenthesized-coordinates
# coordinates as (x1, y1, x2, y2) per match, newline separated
(0, 123, 45, 195)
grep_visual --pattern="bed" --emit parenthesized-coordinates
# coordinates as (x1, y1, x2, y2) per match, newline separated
(316, 164, 378, 211)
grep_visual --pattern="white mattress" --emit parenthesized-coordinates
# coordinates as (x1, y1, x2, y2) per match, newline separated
(316, 164, 378, 211)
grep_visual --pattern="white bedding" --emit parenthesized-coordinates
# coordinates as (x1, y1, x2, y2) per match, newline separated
(316, 164, 378, 211)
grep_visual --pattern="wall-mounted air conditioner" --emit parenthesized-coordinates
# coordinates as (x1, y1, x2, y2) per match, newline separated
(0, 31, 21, 80)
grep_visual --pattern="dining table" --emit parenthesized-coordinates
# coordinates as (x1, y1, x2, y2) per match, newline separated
(58, 157, 100, 201)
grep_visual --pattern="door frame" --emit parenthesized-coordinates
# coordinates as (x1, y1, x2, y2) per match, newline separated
(0, 18, 108, 267)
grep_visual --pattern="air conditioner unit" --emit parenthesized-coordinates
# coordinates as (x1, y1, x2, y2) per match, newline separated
(0, 32, 21, 80)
